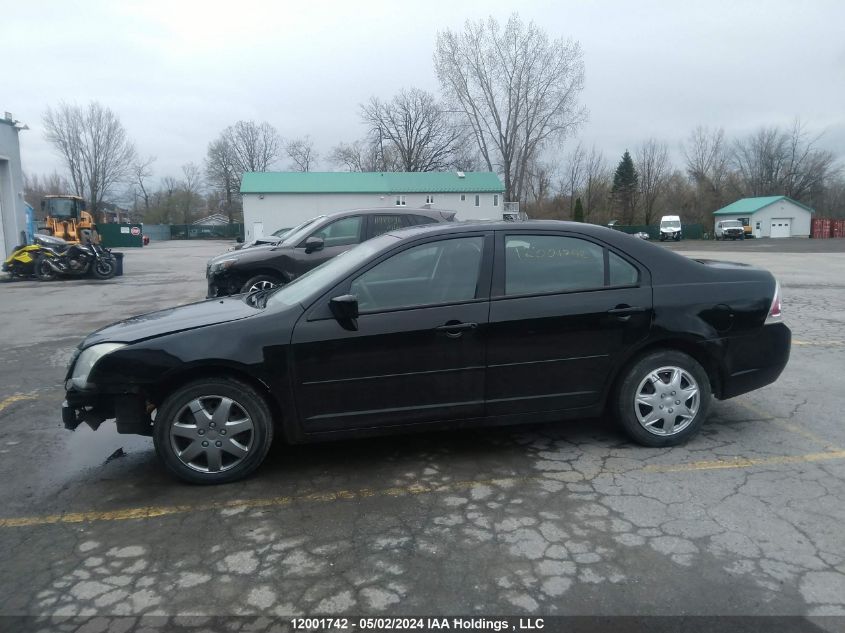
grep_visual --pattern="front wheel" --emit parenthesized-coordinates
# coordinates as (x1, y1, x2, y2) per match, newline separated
(241, 275, 281, 294)
(35, 256, 58, 281)
(92, 258, 116, 279)
(153, 378, 274, 484)
(614, 350, 711, 447)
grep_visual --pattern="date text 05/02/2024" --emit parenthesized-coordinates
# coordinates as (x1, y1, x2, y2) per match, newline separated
(290, 618, 546, 631)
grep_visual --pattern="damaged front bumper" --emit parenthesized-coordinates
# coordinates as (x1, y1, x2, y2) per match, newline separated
(63, 389, 152, 436)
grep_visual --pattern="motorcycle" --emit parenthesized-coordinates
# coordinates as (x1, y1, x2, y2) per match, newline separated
(31, 234, 117, 281)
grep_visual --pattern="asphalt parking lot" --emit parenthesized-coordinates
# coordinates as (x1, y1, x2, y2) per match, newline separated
(1, 237, 844, 623)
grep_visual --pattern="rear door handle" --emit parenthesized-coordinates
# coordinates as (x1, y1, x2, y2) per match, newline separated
(435, 322, 478, 338)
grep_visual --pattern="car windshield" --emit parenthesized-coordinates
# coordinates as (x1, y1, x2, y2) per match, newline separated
(722, 221, 742, 227)
(279, 216, 326, 247)
(267, 233, 401, 307)
(661, 220, 681, 228)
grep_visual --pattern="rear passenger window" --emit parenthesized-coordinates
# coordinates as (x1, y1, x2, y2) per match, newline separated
(505, 235, 605, 295)
(609, 252, 639, 286)
(371, 215, 407, 237)
(411, 215, 438, 225)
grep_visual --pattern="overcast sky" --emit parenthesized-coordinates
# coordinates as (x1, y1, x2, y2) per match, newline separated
(3, 0, 844, 188)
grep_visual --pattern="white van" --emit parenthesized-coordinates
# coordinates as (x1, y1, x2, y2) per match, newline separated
(659, 215, 682, 241)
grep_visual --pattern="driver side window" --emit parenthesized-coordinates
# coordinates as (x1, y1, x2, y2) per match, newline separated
(309, 216, 362, 248)
(350, 236, 484, 312)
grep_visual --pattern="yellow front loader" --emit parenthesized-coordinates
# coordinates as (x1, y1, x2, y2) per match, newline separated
(40, 195, 99, 244)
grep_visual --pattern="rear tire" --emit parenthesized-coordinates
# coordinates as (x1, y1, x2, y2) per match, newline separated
(34, 256, 58, 281)
(241, 275, 281, 294)
(614, 350, 711, 447)
(153, 377, 274, 484)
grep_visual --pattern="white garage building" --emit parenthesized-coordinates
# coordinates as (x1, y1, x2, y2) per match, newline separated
(241, 171, 506, 241)
(713, 196, 814, 238)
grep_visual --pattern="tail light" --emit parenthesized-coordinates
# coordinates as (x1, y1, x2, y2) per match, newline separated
(765, 280, 782, 324)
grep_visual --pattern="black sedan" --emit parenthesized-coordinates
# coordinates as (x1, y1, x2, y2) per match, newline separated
(207, 208, 455, 297)
(63, 221, 790, 484)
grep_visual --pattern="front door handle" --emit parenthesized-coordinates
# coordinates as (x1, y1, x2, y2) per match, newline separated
(435, 321, 478, 338)
(607, 306, 646, 315)
(607, 305, 646, 322)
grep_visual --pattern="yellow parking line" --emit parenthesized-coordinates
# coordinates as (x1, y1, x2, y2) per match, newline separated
(4, 448, 845, 529)
(0, 476, 536, 529)
(0, 393, 38, 413)
(642, 450, 845, 473)
(793, 340, 845, 347)
(736, 401, 843, 450)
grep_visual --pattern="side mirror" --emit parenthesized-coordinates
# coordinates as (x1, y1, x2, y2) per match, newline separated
(304, 236, 324, 253)
(329, 294, 359, 328)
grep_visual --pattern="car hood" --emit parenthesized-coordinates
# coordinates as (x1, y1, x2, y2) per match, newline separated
(209, 244, 292, 266)
(81, 297, 261, 348)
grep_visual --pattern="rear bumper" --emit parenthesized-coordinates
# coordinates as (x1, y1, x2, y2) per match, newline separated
(716, 322, 791, 399)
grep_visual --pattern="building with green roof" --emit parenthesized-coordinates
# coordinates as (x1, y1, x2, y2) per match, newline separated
(241, 171, 506, 241)
(712, 196, 813, 238)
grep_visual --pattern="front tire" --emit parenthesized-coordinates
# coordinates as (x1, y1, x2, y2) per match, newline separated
(92, 258, 116, 279)
(153, 378, 274, 484)
(614, 350, 711, 447)
(241, 274, 281, 294)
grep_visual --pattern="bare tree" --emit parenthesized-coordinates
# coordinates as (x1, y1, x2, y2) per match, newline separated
(636, 139, 669, 225)
(683, 125, 729, 216)
(160, 176, 179, 224)
(435, 13, 587, 202)
(286, 136, 319, 172)
(360, 88, 463, 172)
(223, 120, 282, 176)
(42, 101, 137, 214)
(329, 139, 402, 172)
(205, 137, 241, 222)
(180, 162, 203, 224)
(781, 119, 837, 202)
(24, 171, 72, 218)
(561, 142, 585, 218)
(131, 155, 156, 216)
(582, 145, 609, 222)
(525, 159, 555, 207)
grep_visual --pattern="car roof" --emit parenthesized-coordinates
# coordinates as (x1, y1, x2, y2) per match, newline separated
(321, 207, 453, 220)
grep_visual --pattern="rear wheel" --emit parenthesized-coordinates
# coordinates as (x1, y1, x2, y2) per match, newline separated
(34, 256, 58, 281)
(614, 350, 711, 447)
(241, 275, 281, 294)
(153, 378, 274, 484)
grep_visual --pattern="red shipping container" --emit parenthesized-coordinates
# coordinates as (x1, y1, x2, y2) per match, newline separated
(832, 219, 845, 238)
(811, 218, 829, 239)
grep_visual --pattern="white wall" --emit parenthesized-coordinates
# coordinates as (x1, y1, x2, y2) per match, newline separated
(714, 199, 812, 238)
(0, 122, 26, 261)
(242, 191, 503, 239)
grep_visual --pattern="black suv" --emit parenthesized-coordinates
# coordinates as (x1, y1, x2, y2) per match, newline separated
(207, 208, 455, 297)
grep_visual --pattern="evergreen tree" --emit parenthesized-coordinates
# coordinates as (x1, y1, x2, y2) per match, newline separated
(612, 150, 639, 224)
(573, 197, 585, 222)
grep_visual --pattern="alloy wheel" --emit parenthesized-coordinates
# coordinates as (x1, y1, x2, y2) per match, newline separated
(633, 366, 700, 436)
(169, 395, 255, 473)
(248, 280, 276, 292)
